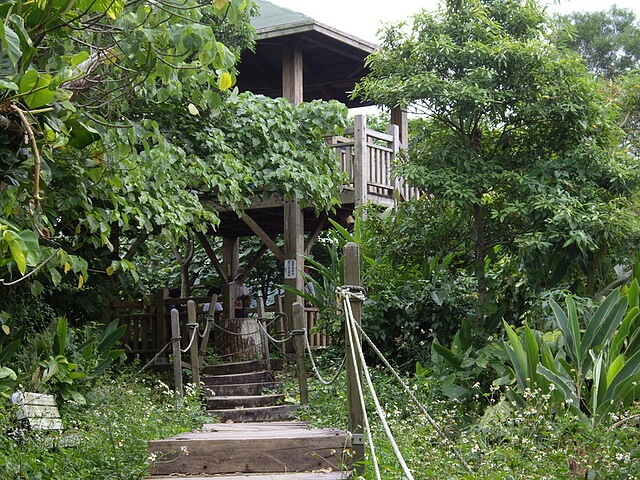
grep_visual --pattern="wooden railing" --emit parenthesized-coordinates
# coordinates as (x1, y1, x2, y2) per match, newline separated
(328, 115, 421, 207)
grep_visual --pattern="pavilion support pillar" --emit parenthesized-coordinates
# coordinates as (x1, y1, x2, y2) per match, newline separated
(282, 36, 305, 353)
(283, 199, 305, 353)
(222, 236, 239, 320)
(282, 37, 303, 105)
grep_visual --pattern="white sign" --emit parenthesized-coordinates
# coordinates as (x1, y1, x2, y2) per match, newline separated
(284, 259, 297, 279)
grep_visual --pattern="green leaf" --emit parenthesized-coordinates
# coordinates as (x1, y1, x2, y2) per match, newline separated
(3, 229, 27, 274)
(19, 70, 56, 109)
(537, 365, 580, 409)
(53, 317, 68, 355)
(432, 342, 462, 370)
(0, 79, 19, 91)
(0, 23, 22, 67)
(31, 279, 44, 297)
(503, 321, 529, 390)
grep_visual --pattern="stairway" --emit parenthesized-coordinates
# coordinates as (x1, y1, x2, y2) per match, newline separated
(201, 359, 298, 423)
(146, 359, 352, 479)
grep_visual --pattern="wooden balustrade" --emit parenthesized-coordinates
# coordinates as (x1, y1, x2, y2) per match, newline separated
(327, 115, 420, 206)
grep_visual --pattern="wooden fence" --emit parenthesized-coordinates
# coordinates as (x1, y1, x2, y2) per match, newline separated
(111, 290, 330, 363)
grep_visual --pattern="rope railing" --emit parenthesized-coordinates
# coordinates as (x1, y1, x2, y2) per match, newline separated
(302, 284, 475, 477)
(302, 332, 346, 386)
(339, 285, 406, 480)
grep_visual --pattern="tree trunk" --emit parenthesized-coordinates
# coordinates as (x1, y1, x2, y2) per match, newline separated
(173, 236, 194, 298)
(473, 201, 487, 322)
(213, 318, 261, 361)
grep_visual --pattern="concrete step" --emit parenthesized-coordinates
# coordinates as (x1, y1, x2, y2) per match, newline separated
(203, 360, 264, 376)
(206, 394, 284, 410)
(202, 371, 274, 386)
(149, 472, 350, 479)
(148, 422, 350, 476)
(206, 404, 299, 423)
(203, 381, 281, 397)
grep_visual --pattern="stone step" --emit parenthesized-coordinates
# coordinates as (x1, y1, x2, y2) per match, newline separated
(149, 472, 350, 479)
(203, 381, 281, 397)
(202, 371, 274, 386)
(206, 404, 299, 423)
(203, 360, 264, 376)
(206, 393, 284, 410)
(148, 422, 350, 476)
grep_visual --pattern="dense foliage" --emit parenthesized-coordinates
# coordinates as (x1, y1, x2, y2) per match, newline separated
(354, 0, 640, 340)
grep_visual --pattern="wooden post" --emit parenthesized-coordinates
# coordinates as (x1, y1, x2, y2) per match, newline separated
(186, 300, 200, 388)
(199, 293, 217, 368)
(284, 199, 304, 353)
(353, 115, 368, 207)
(293, 302, 308, 405)
(257, 296, 270, 371)
(156, 288, 168, 363)
(283, 37, 303, 106)
(391, 107, 408, 150)
(170, 309, 183, 406)
(344, 242, 364, 474)
(223, 236, 239, 319)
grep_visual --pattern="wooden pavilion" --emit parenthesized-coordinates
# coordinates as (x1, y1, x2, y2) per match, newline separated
(115, 0, 415, 359)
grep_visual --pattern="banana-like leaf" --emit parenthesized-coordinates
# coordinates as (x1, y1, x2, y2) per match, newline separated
(503, 321, 529, 390)
(551, 297, 581, 368)
(603, 349, 640, 404)
(581, 291, 627, 373)
(610, 305, 639, 359)
(537, 364, 580, 409)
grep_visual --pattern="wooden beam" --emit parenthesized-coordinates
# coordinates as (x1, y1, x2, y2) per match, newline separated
(195, 232, 227, 283)
(241, 214, 285, 262)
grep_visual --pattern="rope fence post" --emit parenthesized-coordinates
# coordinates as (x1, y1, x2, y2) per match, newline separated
(257, 296, 271, 371)
(170, 308, 183, 406)
(199, 293, 218, 368)
(293, 302, 309, 405)
(186, 300, 200, 388)
(344, 242, 365, 474)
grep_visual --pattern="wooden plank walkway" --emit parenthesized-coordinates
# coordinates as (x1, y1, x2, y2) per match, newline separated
(146, 361, 351, 479)
(148, 422, 349, 476)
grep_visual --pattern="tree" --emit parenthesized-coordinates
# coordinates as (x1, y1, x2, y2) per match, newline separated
(557, 6, 640, 78)
(1, 0, 348, 311)
(354, 0, 640, 326)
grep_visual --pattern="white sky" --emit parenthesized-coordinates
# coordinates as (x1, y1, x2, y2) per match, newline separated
(269, 0, 640, 44)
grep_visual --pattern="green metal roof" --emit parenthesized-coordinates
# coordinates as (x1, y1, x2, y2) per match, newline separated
(252, 0, 315, 31)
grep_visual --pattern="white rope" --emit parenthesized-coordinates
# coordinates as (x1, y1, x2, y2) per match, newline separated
(342, 294, 382, 480)
(341, 289, 413, 480)
(137, 341, 172, 373)
(257, 320, 296, 344)
(180, 325, 199, 353)
(212, 321, 260, 337)
(353, 319, 474, 474)
(199, 316, 214, 338)
(303, 330, 346, 386)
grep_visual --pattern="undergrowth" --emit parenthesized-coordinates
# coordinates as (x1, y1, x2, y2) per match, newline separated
(0, 369, 206, 479)
(295, 347, 640, 480)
